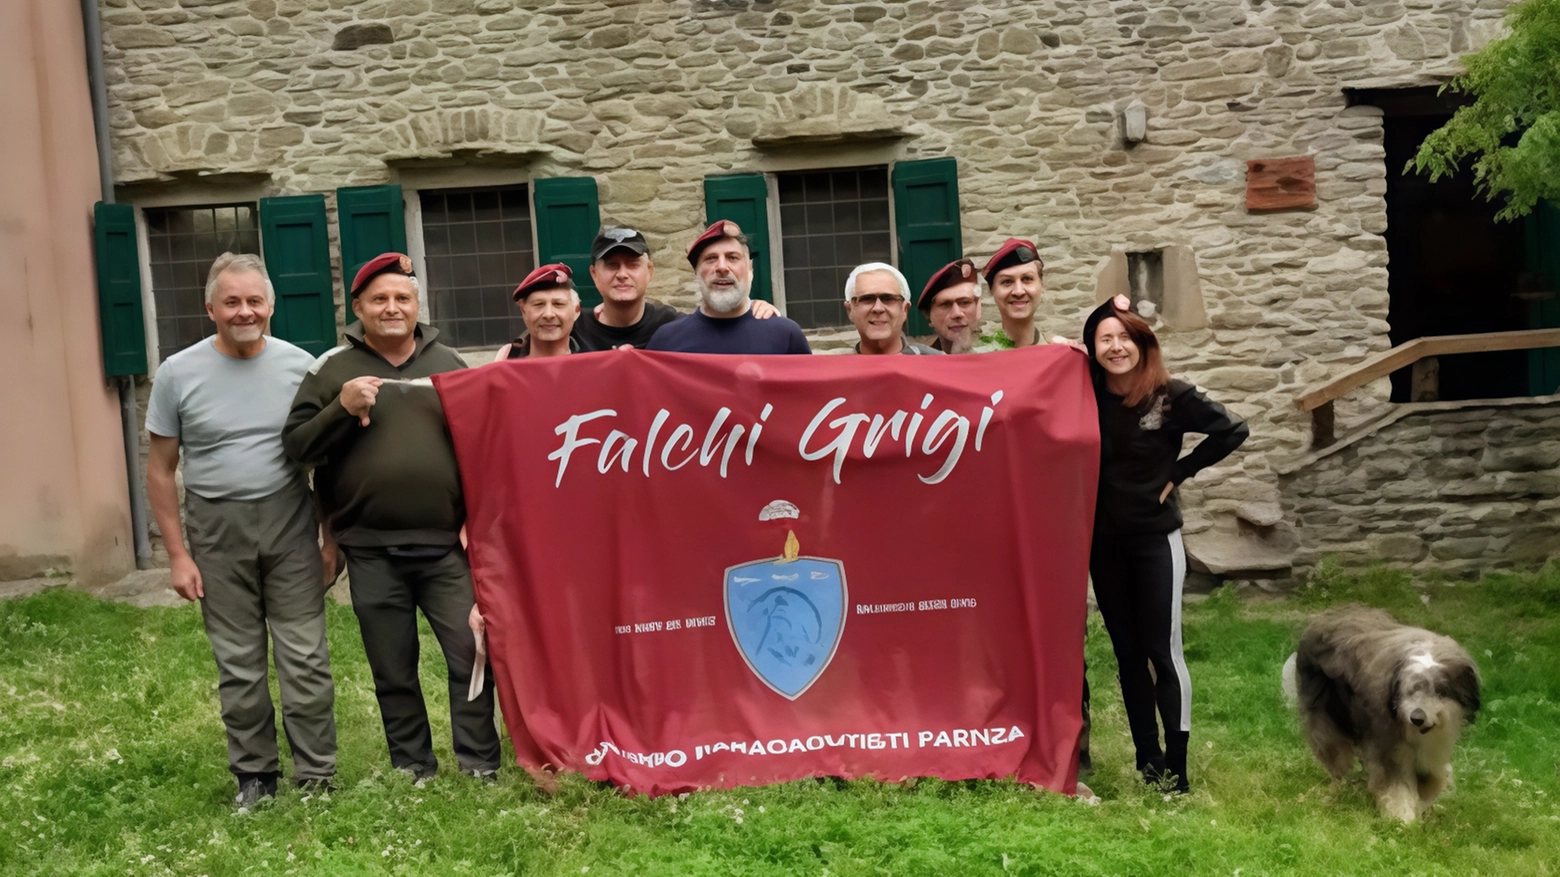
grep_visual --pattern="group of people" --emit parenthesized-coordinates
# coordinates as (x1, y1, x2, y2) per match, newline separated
(146, 217, 1246, 807)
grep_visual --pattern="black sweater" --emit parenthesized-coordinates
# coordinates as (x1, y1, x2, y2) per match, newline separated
(1094, 379, 1249, 537)
(283, 324, 468, 548)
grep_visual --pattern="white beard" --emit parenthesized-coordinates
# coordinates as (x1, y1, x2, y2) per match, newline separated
(699, 274, 750, 314)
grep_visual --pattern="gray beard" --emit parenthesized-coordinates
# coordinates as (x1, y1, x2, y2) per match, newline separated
(699, 276, 750, 314)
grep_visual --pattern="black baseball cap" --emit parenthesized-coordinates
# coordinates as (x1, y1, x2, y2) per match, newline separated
(591, 226, 650, 262)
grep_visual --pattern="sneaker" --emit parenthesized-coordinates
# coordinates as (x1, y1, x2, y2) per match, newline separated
(235, 775, 278, 808)
(465, 768, 498, 783)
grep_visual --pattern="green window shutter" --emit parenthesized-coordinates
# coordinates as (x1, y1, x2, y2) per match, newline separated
(93, 202, 148, 376)
(704, 174, 773, 304)
(1526, 200, 1560, 394)
(260, 195, 337, 356)
(533, 177, 602, 308)
(336, 184, 407, 322)
(892, 158, 963, 335)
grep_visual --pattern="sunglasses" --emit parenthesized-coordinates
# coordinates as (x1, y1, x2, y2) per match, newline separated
(850, 293, 906, 307)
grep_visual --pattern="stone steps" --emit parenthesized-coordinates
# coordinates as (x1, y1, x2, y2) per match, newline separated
(1183, 523, 1297, 593)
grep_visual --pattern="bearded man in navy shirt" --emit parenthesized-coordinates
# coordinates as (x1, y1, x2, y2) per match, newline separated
(646, 221, 811, 355)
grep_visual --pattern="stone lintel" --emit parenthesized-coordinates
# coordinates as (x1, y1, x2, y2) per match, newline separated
(383, 146, 550, 169)
(750, 126, 908, 149)
(115, 171, 274, 203)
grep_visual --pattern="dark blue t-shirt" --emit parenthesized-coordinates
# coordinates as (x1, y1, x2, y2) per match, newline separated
(646, 309, 812, 354)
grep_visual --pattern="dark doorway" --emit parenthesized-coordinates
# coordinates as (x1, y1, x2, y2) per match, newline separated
(1352, 87, 1533, 401)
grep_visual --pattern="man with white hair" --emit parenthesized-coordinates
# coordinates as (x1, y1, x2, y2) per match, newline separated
(646, 220, 810, 354)
(145, 252, 337, 808)
(494, 263, 583, 360)
(843, 263, 941, 355)
(284, 252, 500, 784)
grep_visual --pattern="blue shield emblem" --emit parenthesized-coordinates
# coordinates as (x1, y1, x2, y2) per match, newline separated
(725, 556, 847, 700)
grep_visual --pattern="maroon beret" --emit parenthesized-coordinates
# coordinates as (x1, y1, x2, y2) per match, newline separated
(687, 219, 746, 266)
(513, 262, 573, 301)
(982, 237, 1044, 286)
(350, 252, 415, 297)
(916, 258, 979, 312)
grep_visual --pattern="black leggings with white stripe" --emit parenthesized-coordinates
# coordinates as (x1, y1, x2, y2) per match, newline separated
(1090, 529, 1191, 787)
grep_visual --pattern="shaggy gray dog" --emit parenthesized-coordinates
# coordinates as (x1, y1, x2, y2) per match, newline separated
(1284, 605, 1481, 822)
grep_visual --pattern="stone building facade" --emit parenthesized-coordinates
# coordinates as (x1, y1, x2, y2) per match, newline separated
(1280, 394, 1560, 577)
(97, 0, 1529, 572)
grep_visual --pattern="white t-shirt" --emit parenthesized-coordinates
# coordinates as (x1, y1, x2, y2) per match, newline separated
(145, 336, 316, 501)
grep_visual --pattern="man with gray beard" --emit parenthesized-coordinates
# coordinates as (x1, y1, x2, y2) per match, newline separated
(145, 253, 336, 807)
(646, 220, 810, 354)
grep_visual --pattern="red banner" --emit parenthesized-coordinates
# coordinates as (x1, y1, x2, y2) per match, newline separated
(433, 346, 1099, 796)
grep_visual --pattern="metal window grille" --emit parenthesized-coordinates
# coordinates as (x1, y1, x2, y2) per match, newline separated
(420, 185, 536, 349)
(144, 203, 261, 361)
(777, 167, 893, 329)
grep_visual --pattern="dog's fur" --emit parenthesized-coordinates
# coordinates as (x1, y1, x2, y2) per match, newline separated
(1283, 605, 1480, 822)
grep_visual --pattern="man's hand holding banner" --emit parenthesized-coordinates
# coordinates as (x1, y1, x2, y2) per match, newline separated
(433, 346, 1099, 795)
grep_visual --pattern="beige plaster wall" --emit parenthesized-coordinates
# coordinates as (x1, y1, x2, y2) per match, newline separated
(0, 0, 135, 583)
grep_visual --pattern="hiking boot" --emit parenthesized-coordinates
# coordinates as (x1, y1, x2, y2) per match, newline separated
(235, 774, 278, 808)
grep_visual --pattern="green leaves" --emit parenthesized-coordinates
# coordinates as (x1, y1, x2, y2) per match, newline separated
(1414, 0, 1560, 219)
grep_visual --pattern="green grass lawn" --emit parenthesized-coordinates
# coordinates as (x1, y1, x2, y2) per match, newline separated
(2, 564, 1558, 876)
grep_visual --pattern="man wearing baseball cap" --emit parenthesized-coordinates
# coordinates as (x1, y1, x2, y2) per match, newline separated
(646, 220, 810, 354)
(574, 226, 781, 351)
(983, 237, 1049, 348)
(574, 227, 680, 351)
(845, 263, 941, 355)
(495, 263, 582, 360)
(283, 252, 501, 783)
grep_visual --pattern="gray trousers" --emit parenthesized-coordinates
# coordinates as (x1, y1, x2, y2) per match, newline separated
(343, 545, 500, 774)
(185, 484, 336, 781)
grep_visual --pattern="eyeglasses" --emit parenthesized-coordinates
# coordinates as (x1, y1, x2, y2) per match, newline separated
(931, 296, 979, 313)
(850, 293, 906, 307)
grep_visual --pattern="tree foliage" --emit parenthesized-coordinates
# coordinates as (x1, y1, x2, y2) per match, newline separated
(1414, 0, 1560, 220)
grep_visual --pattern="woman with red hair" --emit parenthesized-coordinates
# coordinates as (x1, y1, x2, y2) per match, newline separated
(1081, 295, 1248, 794)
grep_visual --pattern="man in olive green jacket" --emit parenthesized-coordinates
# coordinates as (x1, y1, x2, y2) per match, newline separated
(284, 252, 499, 782)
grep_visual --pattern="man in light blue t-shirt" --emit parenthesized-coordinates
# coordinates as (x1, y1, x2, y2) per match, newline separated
(145, 253, 336, 808)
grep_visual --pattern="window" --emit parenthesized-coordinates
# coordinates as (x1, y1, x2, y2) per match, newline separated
(144, 203, 261, 360)
(419, 185, 536, 349)
(777, 167, 893, 329)
(1126, 250, 1164, 312)
(704, 159, 958, 333)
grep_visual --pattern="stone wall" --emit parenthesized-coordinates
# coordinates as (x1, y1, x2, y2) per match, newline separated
(98, 0, 1517, 539)
(1279, 397, 1560, 578)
